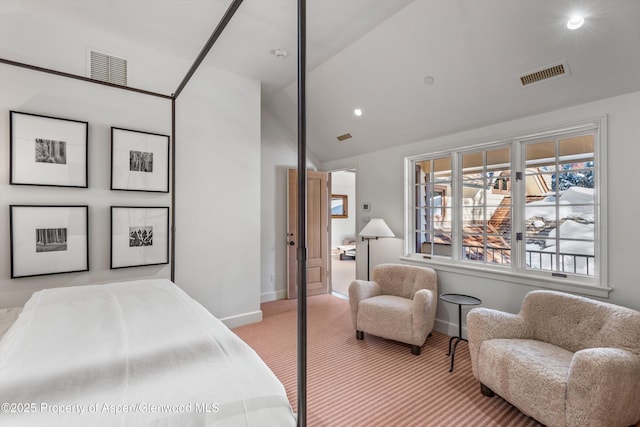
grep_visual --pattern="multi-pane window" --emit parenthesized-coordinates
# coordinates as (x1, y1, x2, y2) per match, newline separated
(414, 157, 452, 257)
(406, 120, 603, 285)
(461, 147, 512, 266)
(523, 134, 595, 276)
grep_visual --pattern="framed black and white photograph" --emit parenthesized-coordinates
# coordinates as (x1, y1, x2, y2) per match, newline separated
(10, 205, 89, 278)
(111, 206, 169, 269)
(111, 127, 170, 192)
(10, 111, 88, 187)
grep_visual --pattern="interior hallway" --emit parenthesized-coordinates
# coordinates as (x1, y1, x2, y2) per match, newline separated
(331, 254, 355, 298)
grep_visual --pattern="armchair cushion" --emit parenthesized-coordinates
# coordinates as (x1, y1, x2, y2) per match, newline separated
(358, 296, 413, 344)
(479, 339, 573, 427)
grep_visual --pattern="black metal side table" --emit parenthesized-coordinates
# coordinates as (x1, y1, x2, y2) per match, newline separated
(439, 293, 482, 372)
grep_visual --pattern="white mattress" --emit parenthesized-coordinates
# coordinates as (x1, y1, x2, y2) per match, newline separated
(0, 279, 296, 426)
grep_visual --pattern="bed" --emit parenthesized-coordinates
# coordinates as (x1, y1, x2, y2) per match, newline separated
(0, 279, 296, 426)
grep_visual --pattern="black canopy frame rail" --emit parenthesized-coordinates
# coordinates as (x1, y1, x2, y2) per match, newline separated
(296, 1, 308, 426)
(0, 0, 309, 424)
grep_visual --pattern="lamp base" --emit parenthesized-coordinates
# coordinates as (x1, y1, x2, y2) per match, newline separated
(361, 236, 378, 281)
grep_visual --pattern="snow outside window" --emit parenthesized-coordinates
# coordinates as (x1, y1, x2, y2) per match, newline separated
(460, 146, 512, 267)
(523, 134, 596, 277)
(406, 118, 604, 287)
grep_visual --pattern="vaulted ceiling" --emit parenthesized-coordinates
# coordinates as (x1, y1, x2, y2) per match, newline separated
(2, 0, 639, 162)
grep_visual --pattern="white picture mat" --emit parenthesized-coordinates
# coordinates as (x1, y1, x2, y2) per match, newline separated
(11, 113, 87, 186)
(111, 128, 169, 192)
(112, 207, 169, 268)
(12, 206, 88, 277)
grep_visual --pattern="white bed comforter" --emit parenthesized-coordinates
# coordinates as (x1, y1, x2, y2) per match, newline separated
(0, 279, 296, 427)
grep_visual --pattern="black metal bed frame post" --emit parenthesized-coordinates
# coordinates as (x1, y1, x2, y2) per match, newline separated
(296, 0, 307, 425)
(170, 97, 176, 281)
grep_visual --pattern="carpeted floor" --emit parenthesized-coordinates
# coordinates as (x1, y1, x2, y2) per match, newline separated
(331, 255, 355, 297)
(233, 294, 543, 427)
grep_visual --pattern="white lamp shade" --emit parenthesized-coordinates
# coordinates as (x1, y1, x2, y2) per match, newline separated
(359, 218, 394, 238)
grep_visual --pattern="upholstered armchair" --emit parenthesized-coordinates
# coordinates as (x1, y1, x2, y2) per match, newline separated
(348, 263, 437, 355)
(467, 290, 640, 427)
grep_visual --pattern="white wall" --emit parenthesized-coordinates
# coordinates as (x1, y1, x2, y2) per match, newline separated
(0, 57, 277, 327)
(322, 90, 640, 336)
(260, 106, 319, 302)
(0, 9, 186, 95)
(0, 9, 316, 325)
(0, 63, 172, 308)
(330, 170, 356, 247)
(175, 64, 262, 327)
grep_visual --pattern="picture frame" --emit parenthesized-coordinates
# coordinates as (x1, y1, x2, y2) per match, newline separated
(10, 111, 88, 187)
(331, 194, 348, 218)
(110, 206, 169, 269)
(10, 205, 89, 278)
(111, 127, 170, 192)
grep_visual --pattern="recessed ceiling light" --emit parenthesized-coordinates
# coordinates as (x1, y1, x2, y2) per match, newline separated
(353, 108, 363, 117)
(269, 48, 288, 58)
(566, 15, 584, 30)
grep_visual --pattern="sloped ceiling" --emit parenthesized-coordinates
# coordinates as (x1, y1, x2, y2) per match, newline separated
(274, 0, 640, 162)
(1, 0, 639, 162)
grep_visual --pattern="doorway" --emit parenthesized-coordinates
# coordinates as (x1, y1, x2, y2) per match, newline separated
(329, 169, 356, 298)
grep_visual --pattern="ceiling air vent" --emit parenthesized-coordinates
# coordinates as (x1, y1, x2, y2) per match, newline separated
(337, 133, 352, 142)
(90, 50, 127, 86)
(519, 61, 570, 87)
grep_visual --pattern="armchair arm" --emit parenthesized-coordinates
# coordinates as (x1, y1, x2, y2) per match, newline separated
(466, 308, 530, 378)
(411, 289, 437, 346)
(566, 348, 640, 427)
(348, 280, 381, 330)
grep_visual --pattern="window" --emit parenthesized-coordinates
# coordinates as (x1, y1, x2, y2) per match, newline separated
(523, 134, 595, 276)
(406, 118, 605, 287)
(461, 146, 512, 266)
(414, 157, 452, 257)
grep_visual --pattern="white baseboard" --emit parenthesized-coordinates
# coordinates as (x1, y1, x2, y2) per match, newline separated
(434, 318, 468, 339)
(222, 308, 465, 336)
(331, 291, 349, 301)
(261, 289, 287, 303)
(221, 310, 262, 329)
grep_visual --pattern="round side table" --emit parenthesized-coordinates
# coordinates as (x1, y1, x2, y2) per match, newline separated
(439, 293, 482, 372)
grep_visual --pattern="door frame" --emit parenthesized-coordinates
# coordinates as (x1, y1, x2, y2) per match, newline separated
(328, 167, 357, 296)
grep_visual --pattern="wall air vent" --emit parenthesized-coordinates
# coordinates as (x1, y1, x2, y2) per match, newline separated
(519, 61, 570, 87)
(337, 133, 352, 142)
(90, 50, 127, 86)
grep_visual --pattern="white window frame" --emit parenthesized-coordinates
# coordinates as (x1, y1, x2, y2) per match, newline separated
(402, 116, 609, 297)
(456, 142, 514, 270)
(411, 154, 454, 259)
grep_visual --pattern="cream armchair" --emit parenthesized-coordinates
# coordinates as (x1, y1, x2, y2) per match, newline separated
(467, 290, 640, 427)
(348, 263, 437, 355)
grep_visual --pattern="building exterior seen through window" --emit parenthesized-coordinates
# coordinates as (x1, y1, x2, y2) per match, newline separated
(408, 120, 601, 285)
(524, 134, 595, 276)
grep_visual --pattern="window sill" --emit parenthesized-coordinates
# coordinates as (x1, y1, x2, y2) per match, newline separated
(398, 256, 612, 299)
